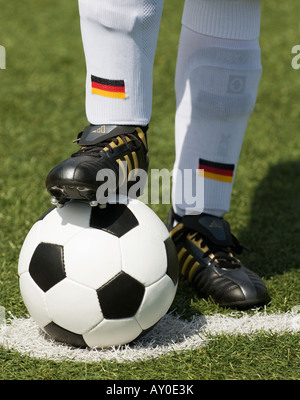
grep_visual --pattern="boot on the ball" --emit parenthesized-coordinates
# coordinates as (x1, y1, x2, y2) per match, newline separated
(46, 124, 149, 207)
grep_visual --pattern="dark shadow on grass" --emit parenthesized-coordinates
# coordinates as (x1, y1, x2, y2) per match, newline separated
(238, 160, 300, 279)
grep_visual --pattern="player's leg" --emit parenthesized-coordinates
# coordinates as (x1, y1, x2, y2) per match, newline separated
(168, 0, 269, 308)
(46, 0, 164, 206)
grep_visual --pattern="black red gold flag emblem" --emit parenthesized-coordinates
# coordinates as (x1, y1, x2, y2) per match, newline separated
(198, 158, 235, 183)
(91, 75, 126, 99)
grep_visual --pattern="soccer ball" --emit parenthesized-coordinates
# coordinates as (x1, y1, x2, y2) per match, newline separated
(18, 197, 179, 348)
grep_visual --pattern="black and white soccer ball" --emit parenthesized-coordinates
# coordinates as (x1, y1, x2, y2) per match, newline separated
(18, 197, 179, 348)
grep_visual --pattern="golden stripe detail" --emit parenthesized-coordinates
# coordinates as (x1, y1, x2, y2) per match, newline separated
(103, 140, 118, 152)
(131, 151, 139, 170)
(127, 152, 139, 181)
(170, 222, 184, 238)
(177, 247, 187, 264)
(92, 87, 126, 99)
(116, 158, 127, 186)
(117, 137, 124, 146)
(187, 233, 210, 253)
(135, 127, 147, 148)
(188, 261, 200, 282)
(124, 154, 132, 174)
(199, 170, 233, 183)
(181, 254, 193, 276)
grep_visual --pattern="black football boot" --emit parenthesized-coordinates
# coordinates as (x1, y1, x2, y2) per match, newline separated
(167, 208, 270, 308)
(45, 124, 149, 207)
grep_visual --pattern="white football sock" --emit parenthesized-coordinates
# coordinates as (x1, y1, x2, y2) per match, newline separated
(79, 0, 164, 125)
(172, 0, 262, 218)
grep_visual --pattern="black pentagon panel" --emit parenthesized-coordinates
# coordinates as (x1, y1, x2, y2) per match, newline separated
(29, 242, 66, 292)
(90, 203, 139, 238)
(97, 272, 145, 319)
(44, 322, 87, 348)
(164, 237, 179, 285)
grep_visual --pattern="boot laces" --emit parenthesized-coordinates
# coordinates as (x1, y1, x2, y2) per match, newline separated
(189, 230, 243, 269)
(71, 132, 139, 157)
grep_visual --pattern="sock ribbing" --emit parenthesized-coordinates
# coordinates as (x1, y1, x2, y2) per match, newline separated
(182, 0, 261, 40)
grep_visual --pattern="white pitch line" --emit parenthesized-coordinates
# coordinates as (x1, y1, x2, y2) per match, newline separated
(0, 310, 299, 363)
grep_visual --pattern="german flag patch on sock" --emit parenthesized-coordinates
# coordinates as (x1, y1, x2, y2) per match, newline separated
(91, 75, 126, 99)
(199, 158, 235, 183)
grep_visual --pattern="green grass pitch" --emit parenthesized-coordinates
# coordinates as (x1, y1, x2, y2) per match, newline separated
(0, 0, 299, 380)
